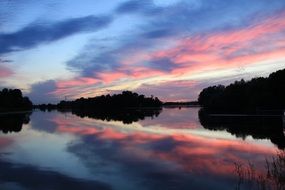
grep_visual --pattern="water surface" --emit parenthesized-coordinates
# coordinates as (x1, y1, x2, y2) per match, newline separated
(0, 108, 283, 190)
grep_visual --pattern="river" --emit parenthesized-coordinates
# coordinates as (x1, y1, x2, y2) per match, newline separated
(0, 107, 283, 190)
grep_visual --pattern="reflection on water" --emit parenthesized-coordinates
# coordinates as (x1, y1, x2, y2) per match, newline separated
(0, 108, 283, 190)
(0, 113, 30, 133)
(199, 108, 285, 149)
(68, 108, 162, 124)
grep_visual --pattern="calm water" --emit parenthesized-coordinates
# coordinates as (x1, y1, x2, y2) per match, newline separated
(0, 107, 283, 190)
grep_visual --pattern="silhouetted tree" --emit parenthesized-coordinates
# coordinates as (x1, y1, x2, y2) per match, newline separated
(198, 68, 285, 112)
(57, 91, 162, 110)
(52, 91, 163, 123)
(0, 88, 33, 112)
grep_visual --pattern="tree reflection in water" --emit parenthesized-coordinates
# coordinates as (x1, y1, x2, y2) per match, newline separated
(198, 108, 285, 149)
(0, 113, 31, 133)
(59, 108, 162, 124)
(198, 109, 285, 189)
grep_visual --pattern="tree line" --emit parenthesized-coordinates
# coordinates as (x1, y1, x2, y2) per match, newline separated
(198, 68, 285, 112)
(57, 91, 162, 110)
(0, 88, 32, 112)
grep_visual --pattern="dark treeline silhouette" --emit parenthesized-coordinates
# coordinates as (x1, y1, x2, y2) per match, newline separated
(0, 88, 33, 112)
(163, 101, 199, 106)
(33, 91, 163, 123)
(198, 68, 285, 112)
(34, 104, 57, 112)
(199, 109, 285, 149)
(57, 91, 162, 110)
(68, 108, 162, 124)
(53, 91, 163, 123)
(0, 113, 30, 133)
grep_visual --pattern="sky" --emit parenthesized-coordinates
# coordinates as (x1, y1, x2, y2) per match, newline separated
(0, 0, 285, 104)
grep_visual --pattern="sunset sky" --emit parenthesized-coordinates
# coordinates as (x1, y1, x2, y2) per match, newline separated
(1, 0, 285, 104)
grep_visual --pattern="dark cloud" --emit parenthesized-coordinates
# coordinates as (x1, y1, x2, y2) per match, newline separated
(142, 29, 174, 39)
(115, 0, 285, 36)
(27, 80, 59, 104)
(115, 0, 152, 14)
(0, 15, 112, 54)
(66, 30, 179, 77)
(144, 0, 285, 36)
(115, 0, 164, 16)
(67, 49, 121, 77)
(147, 58, 178, 72)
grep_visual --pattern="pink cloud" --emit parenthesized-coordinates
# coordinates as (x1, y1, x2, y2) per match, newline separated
(48, 11, 285, 101)
(130, 67, 166, 79)
(147, 11, 285, 75)
(107, 12, 285, 84)
(49, 77, 101, 99)
(97, 71, 128, 84)
(0, 65, 13, 78)
(56, 77, 99, 88)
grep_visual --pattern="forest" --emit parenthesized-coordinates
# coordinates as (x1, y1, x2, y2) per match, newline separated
(198, 68, 285, 112)
(0, 88, 32, 112)
(57, 91, 162, 110)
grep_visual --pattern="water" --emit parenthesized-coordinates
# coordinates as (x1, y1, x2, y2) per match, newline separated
(0, 107, 283, 190)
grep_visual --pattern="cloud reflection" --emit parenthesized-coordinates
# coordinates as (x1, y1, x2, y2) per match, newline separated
(45, 109, 277, 189)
